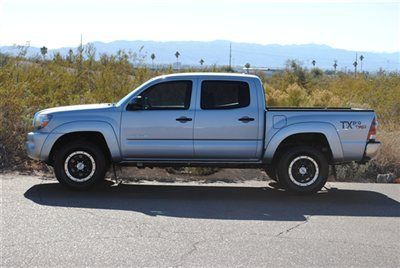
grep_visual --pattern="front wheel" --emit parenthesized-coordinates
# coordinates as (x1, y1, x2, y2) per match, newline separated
(264, 164, 278, 181)
(277, 146, 328, 194)
(54, 141, 107, 190)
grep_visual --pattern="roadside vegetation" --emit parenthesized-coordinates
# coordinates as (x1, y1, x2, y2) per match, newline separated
(0, 46, 399, 181)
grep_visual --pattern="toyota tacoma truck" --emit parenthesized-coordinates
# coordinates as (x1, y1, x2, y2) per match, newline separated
(26, 73, 381, 193)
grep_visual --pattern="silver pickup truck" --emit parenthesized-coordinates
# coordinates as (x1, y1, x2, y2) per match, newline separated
(26, 73, 381, 193)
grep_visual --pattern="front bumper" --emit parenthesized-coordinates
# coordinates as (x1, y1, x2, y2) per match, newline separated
(26, 132, 49, 160)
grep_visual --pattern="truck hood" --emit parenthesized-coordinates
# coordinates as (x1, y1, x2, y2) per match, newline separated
(39, 103, 115, 114)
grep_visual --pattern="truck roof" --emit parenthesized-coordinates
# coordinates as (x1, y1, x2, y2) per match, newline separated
(157, 72, 260, 79)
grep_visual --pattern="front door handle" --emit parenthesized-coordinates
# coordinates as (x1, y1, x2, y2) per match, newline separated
(176, 116, 192, 123)
(238, 116, 255, 123)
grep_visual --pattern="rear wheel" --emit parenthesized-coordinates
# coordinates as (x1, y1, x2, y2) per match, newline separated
(54, 141, 107, 190)
(277, 146, 328, 194)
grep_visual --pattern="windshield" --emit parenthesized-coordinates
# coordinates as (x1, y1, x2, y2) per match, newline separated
(116, 87, 140, 107)
(116, 78, 154, 107)
(115, 76, 161, 107)
(116, 76, 169, 107)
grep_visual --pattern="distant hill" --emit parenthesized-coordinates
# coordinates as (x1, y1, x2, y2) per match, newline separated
(1, 40, 399, 71)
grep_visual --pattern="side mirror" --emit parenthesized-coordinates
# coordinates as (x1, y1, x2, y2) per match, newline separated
(126, 96, 144, 111)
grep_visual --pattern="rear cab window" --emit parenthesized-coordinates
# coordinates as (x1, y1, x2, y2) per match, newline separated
(201, 80, 250, 110)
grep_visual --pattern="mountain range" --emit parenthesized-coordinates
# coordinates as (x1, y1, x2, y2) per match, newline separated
(1, 40, 399, 72)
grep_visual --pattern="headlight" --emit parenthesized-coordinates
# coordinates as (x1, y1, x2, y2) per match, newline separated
(33, 113, 52, 130)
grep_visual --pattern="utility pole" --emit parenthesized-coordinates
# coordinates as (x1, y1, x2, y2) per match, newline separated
(229, 42, 232, 70)
(78, 34, 84, 55)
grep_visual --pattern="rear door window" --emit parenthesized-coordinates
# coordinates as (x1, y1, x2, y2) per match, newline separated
(201, 81, 250, 110)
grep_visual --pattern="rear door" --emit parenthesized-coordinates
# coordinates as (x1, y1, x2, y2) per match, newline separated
(193, 79, 259, 159)
(120, 80, 195, 159)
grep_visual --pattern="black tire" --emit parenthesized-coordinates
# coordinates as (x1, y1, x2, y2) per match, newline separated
(54, 140, 107, 190)
(264, 164, 278, 182)
(277, 146, 328, 194)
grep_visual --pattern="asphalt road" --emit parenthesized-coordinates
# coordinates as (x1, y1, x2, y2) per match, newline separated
(1, 174, 400, 267)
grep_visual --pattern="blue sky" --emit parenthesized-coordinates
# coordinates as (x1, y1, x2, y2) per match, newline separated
(0, 0, 399, 52)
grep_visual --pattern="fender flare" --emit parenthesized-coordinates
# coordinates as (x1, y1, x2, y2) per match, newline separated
(40, 120, 121, 162)
(263, 122, 344, 163)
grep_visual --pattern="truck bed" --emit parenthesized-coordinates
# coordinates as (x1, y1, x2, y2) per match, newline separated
(264, 107, 376, 163)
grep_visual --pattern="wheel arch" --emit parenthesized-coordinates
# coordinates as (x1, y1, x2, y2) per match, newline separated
(42, 121, 121, 165)
(264, 122, 344, 164)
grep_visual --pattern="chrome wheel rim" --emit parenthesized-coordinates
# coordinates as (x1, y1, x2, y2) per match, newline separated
(64, 151, 96, 182)
(288, 155, 319, 187)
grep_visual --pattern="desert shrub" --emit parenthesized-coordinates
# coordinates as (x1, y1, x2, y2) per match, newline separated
(308, 89, 342, 107)
(265, 83, 308, 107)
(335, 162, 379, 182)
(373, 130, 400, 177)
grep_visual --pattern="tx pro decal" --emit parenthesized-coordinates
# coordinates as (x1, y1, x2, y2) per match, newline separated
(340, 121, 367, 129)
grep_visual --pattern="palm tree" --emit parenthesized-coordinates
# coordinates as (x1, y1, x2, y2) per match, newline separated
(40, 46, 48, 60)
(150, 53, 156, 68)
(175, 51, 180, 68)
(353, 60, 358, 76)
(245, 63, 250, 73)
(311, 60, 316, 67)
(359, 55, 364, 72)
(333, 60, 338, 73)
(199, 59, 204, 66)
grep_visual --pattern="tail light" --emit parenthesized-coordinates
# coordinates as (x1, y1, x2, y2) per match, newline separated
(367, 117, 377, 141)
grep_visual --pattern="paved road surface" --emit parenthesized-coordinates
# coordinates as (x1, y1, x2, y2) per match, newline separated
(1, 174, 400, 267)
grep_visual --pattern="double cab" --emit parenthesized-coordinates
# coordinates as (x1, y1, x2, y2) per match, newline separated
(26, 73, 381, 193)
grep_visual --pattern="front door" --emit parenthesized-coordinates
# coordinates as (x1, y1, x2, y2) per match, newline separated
(120, 80, 195, 159)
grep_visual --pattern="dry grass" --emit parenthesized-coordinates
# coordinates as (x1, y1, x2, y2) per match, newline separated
(334, 129, 400, 182)
(375, 130, 400, 175)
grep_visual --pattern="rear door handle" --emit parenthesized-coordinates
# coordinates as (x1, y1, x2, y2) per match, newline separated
(176, 116, 192, 123)
(238, 116, 255, 123)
